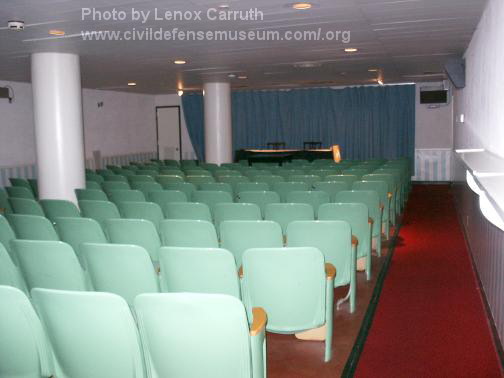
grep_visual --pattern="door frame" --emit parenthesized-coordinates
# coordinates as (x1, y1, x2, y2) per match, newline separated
(155, 105, 182, 161)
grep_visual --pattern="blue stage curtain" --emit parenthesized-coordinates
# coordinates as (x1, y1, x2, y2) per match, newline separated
(181, 93, 205, 160)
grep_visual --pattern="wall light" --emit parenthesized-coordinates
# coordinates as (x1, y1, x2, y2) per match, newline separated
(177, 90, 184, 96)
(49, 29, 65, 36)
(344, 48, 358, 53)
(292, 2, 312, 10)
(127, 82, 137, 86)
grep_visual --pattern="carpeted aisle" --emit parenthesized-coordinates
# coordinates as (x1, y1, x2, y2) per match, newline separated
(355, 185, 503, 377)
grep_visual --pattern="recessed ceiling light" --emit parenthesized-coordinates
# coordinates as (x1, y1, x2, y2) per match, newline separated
(218, 4, 230, 8)
(237, 75, 248, 80)
(174, 60, 187, 65)
(292, 2, 312, 10)
(177, 90, 184, 96)
(48, 29, 65, 36)
(368, 68, 378, 72)
(344, 48, 358, 53)
(127, 82, 137, 86)
(228, 73, 236, 78)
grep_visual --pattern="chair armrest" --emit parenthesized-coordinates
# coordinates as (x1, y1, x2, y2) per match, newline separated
(325, 263, 336, 281)
(388, 192, 393, 199)
(352, 235, 359, 247)
(368, 217, 374, 225)
(238, 266, 243, 278)
(250, 307, 267, 336)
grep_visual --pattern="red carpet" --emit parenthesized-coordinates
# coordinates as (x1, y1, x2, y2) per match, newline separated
(355, 185, 503, 377)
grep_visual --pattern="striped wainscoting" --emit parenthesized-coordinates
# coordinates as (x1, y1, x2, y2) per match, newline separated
(0, 163, 37, 188)
(101, 152, 158, 168)
(413, 148, 453, 181)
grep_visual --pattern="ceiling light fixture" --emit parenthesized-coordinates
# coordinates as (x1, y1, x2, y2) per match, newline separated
(174, 60, 187, 65)
(292, 2, 312, 10)
(218, 4, 230, 8)
(368, 68, 378, 72)
(228, 73, 236, 78)
(48, 29, 65, 36)
(127, 82, 137, 86)
(237, 75, 248, 79)
(344, 48, 358, 53)
(377, 79, 384, 85)
(177, 89, 184, 96)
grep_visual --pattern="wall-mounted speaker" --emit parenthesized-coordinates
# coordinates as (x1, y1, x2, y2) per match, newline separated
(444, 58, 466, 89)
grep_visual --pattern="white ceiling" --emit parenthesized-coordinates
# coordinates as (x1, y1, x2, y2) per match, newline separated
(0, 0, 486, 94)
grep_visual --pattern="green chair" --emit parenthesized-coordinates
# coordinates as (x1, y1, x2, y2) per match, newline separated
(319, 203, 372, 280)
(86, 173, 105, 184)
(86, 180, 102, 190)
(164, 202, 212, 221)
(104, 175, 128, 183)
(39, 199, 81, 222)
(9, 178, 34, 195)
(6, 214, 59, 241)
(159, 247, 241, 298)
(264, 203, 314, 236)
(342, 169, 370, 178)
(251, 175, 284, 189)
(12, 240, 87, 291)
(102, 181, 131, 192)
(32, 289, 145, 378)
(148, 190, 187, 209)
(78, 200, 121, 228)
(129, 182, 163, 197)
(374, 168, 404, 211)
(286, 220, 357, 313)
(117, 201, 164, 230)
(220, 220, 283, 267)
(185, 169, 212, 177)
(6, 186, 35, 199)
(128, 174, 155, 183)
(285, 190, 330, 216)
(28, 179, 39, 198)
(0, 215, 16, 262)
(186, 175, 216, 187)
(162, 182, 196, 200)
(76, 188, 108, 201)
(81, 243, 160, 306)
(363, 173, 398, 225)
(217, 176, 250, 191)
(213, 170, 243, 178)
(313, 181, 349, 199)
(287, 175, 321, 187)
(105, 219, 161, 264)
(160, 219, 218, 248)
(324, 175, 359, 188)
(156, 175, 185, 186)
(159, 170, 184, 177)
(277, 169, 304, 179)
(0, 286, 52, 378)
(192, 191, 233, 215)
(199, 182, 234, 196)
(134, 292, 266, 378)
(0, 188, 13, 214)
(311, 170, 341, 179)
(235, 182, 270, 198)
(9, 198, 45, 216)
(237, 191, 280, 218)
(54, 217, 108, 266)
(0, 243, 28, 293)
(213, 203, 262, 236)
(335, 190, 382, 257)
(353, 180, 391, 239)
(96, 169, 116, 177)
(242, 247, 335, 362)
(272, 182, 310, 202)
(108, 189, 146, 204)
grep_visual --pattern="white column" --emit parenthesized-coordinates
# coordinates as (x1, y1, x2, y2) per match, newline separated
(203, 82, 233, 164)
(31, 52, 85, 204)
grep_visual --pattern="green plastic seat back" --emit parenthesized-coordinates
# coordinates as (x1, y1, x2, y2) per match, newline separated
(159, 169, 184, 177)
(105, 219, 161, 262)
(343, 169, 370, 178)
(277, 169, 304, 178)
(134, 293, 251, 378)
(264, 203, 315, 235)
(163, 202, 212, 221)
(96, 169, 116, 177)
(273, 182, 310, 201)
(81, 243, 159, 306)
(191, 191, 233, 214)
(9, 178, 34, 195)
(32, 289, 145, 378)
(78, 200, 121, 228)
(235, 182, 269, 196)
(324, 174, 359, 188)
(104, 175, 128, 183)
(0, 215, 16, 261)
(0, 243, 28, 293)
(213, 203, 261, 235)
(159, 247, 240, 298)
(54, 217, 108, 263)
(353, 180, 389, 221)
(7, 214, 59, 240)
(86, 173, 105, 184)
(313, 181, 349, 198)
(237, 190, 281, 217)
(75, 188, 108, 201)
(362, 174, 395, 193)
(285, 190, 330, 215)
(186, 175, 216, 187)
(319, 203, 369, 259)
(6, 186, 35, 199)
(9, 198, 45, 216)
(129, 182, 163, 197)
(199, 182, 233, 195)
(156, 175, 185, 186)
(102, 181, 131, 192)
(0, 286, 52, 378)
(242, 247, 326, 331)
(220, 220, 283, 267)
(86, 180, 101, 190)
(128, 174, 155, 183)
(213, 170, 242, 178)
(185, 169, 212, 177)
(108, 189, 146, 204)
(40, 199, 81, 221)
(162, 182, 196, 200)
(311, 170, 341, 179)
(0, 188, 13, 213)
(287, 175, 321, 186)
(334, 190, 381, 236)
(117, 201, 163, 230)
(287, 220, 352, 286)
(252, 175, 284, 189)
(148, 190, 187, 209)
(160, 219, 218, 248)
(216, 176, 250, 191)
(12, 240, 87, 291)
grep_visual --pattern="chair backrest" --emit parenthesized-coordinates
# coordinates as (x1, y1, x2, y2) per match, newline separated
(160, 219, 218, 248)
(287, 175, 321, 186)
(6, 214, 59, 241)
(163, 202, 212, 221)
(134, 293, 252, 378)
(264, 203, 315, 235)
(86, 173, 105, 184)
(105, 219, 161, 263)
(285, 190, 330, 216)
(0, 286, 52, 378)
(334, 190, 381, 236)
(81, 243, 160, 306)
(313, 181, 349, 198)
(162, 182, 196, 200)
(185, 169, 212, 177)
(220, 220, 283, 267)
(104, 175, 128, 183)
(102, 181, 131, 192)
(108, 189, 146, 204)
(156, 175, 185, 187)
(0, 243, 28, 293)
(32, 289, 145, 378)
(117, 201, 164, 230)
(237, 190, 281, 217)
(192, 191, 233, 214)
(216, 176, 250, 190)
(6, 186, 35, 199)
(9, 178, 33, 193)
(352, 180, 389, 219)
(129, 182, 164, 197)
(213, 203, 262, 235)
(148, 190, 187, 209)
(78, 200, 121, 228)
(185, 175, 216, 187)
(39, 199, 81, 221)
(54, 217, 108, 264)
(128, 174, 155, 183)
(252, 175, 284, 189)
(159, 247, 240, 298)
(75, 188, 108, 201)
(242, 247, 326, 331)
(273, 182, 310, 201)
(235, 182, 270, 196)
(324, 174, 359, 188)
(199, 182, 234, 195)
(287, 220, 353, 286)
(12, 240, 87, 291)
(86, 180, 102, 190)
(0, 188, 13, 213)
(9, 198, 45, 216)
(0, 215, 16, 261)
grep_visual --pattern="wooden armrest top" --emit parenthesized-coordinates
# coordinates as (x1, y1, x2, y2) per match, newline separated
(238, 266, 243, 278)
(368, 217, 374, 225)
(325, 263, 336, 281)
(352, 235, 359, 247)
(250, 307, 267, 336)
(388, 192, 393, 199)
